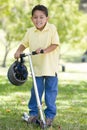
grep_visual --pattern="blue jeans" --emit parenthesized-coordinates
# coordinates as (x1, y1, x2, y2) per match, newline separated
(28, 76, 58, 119)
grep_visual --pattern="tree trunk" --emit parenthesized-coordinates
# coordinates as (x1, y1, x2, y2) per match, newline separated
(1, 45, 9, 67)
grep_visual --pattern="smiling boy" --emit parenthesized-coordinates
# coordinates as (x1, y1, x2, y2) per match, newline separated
(14, 5, 60, 127)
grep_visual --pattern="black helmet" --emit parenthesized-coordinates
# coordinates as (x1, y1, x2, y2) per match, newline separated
(7, 60, 28, 86)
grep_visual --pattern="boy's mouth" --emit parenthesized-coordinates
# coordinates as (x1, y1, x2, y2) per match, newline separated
(36, 23, 42, 26)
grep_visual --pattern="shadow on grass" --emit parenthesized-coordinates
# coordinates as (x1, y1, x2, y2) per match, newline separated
(0, 75, 87, 130)
(0, 76, 32, 94)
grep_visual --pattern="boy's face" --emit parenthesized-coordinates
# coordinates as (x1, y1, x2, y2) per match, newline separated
(31, 10, 48, 31)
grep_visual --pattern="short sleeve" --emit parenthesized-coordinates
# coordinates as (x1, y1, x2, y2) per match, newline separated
(51, 25, 60, 45)
(21, 30, 29, 48)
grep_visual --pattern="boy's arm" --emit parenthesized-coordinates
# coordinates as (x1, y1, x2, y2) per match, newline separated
(14, 44, 26, 59)
(44, 44, 58, 53)
(36, 44, 59, 54)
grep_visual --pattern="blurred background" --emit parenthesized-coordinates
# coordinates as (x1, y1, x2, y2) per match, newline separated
(0, 0, 87, 77)
(0, 1, 87, 130)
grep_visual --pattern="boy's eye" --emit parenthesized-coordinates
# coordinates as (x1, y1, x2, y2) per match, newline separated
(40, 17, 44, 19)
(33, 16, 44, 19)
(33, 16, 37, 19)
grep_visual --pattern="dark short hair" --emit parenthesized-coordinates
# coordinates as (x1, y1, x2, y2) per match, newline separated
(32, 5, 48, 17)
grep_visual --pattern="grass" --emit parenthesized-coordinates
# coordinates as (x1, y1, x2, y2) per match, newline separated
(0, 47, 87, 130)
(0, 73, 87, 130)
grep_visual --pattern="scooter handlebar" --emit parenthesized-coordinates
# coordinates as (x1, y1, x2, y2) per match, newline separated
(32, 51, 38, 55)
(32, 49, 44, 55)
(20, 53, 26, 58)
(20, 49, 44, 57)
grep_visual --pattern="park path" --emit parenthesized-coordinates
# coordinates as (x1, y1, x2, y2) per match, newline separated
(59, 62, 87, 81)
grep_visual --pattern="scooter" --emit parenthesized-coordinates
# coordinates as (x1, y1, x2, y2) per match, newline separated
(20, 50, 47, 129)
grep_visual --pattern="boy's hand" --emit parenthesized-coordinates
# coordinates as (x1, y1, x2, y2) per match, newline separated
(36, 48, 42, 54)
(14, 44, 26, 59)
(35, 48, 44, 54)
(14, 52, 21, 59)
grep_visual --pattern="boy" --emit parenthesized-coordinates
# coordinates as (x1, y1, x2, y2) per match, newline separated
(14, 5, 60, 127)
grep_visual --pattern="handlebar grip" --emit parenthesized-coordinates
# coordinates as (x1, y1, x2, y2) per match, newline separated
(32, 51, 37, 55)
(32, 50, 44, 55)
(20, 53, 26, 58)
(40, 49, 44, 53)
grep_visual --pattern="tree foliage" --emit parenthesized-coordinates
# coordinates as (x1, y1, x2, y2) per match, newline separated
(0, 0, 86, 44)
(0, 0, 87, 66)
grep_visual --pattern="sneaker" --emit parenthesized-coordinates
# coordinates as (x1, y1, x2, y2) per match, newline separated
(46, 118, 53, 127)
(28, 116, 38, 124)
(22, 112, 29, 122)
(22, 112, 38, 124)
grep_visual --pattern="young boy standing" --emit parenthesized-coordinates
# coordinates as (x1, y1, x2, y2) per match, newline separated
(14, 5, 60, 127)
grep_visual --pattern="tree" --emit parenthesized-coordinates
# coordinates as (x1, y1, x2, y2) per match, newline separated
(0, 0, 33, 67)
(0, 0, 87, 67)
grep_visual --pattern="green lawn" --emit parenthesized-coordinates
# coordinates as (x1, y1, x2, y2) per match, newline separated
(0, 72, 87, 130)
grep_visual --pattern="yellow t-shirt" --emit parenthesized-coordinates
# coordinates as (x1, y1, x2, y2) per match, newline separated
(21, 22, 60, 76)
